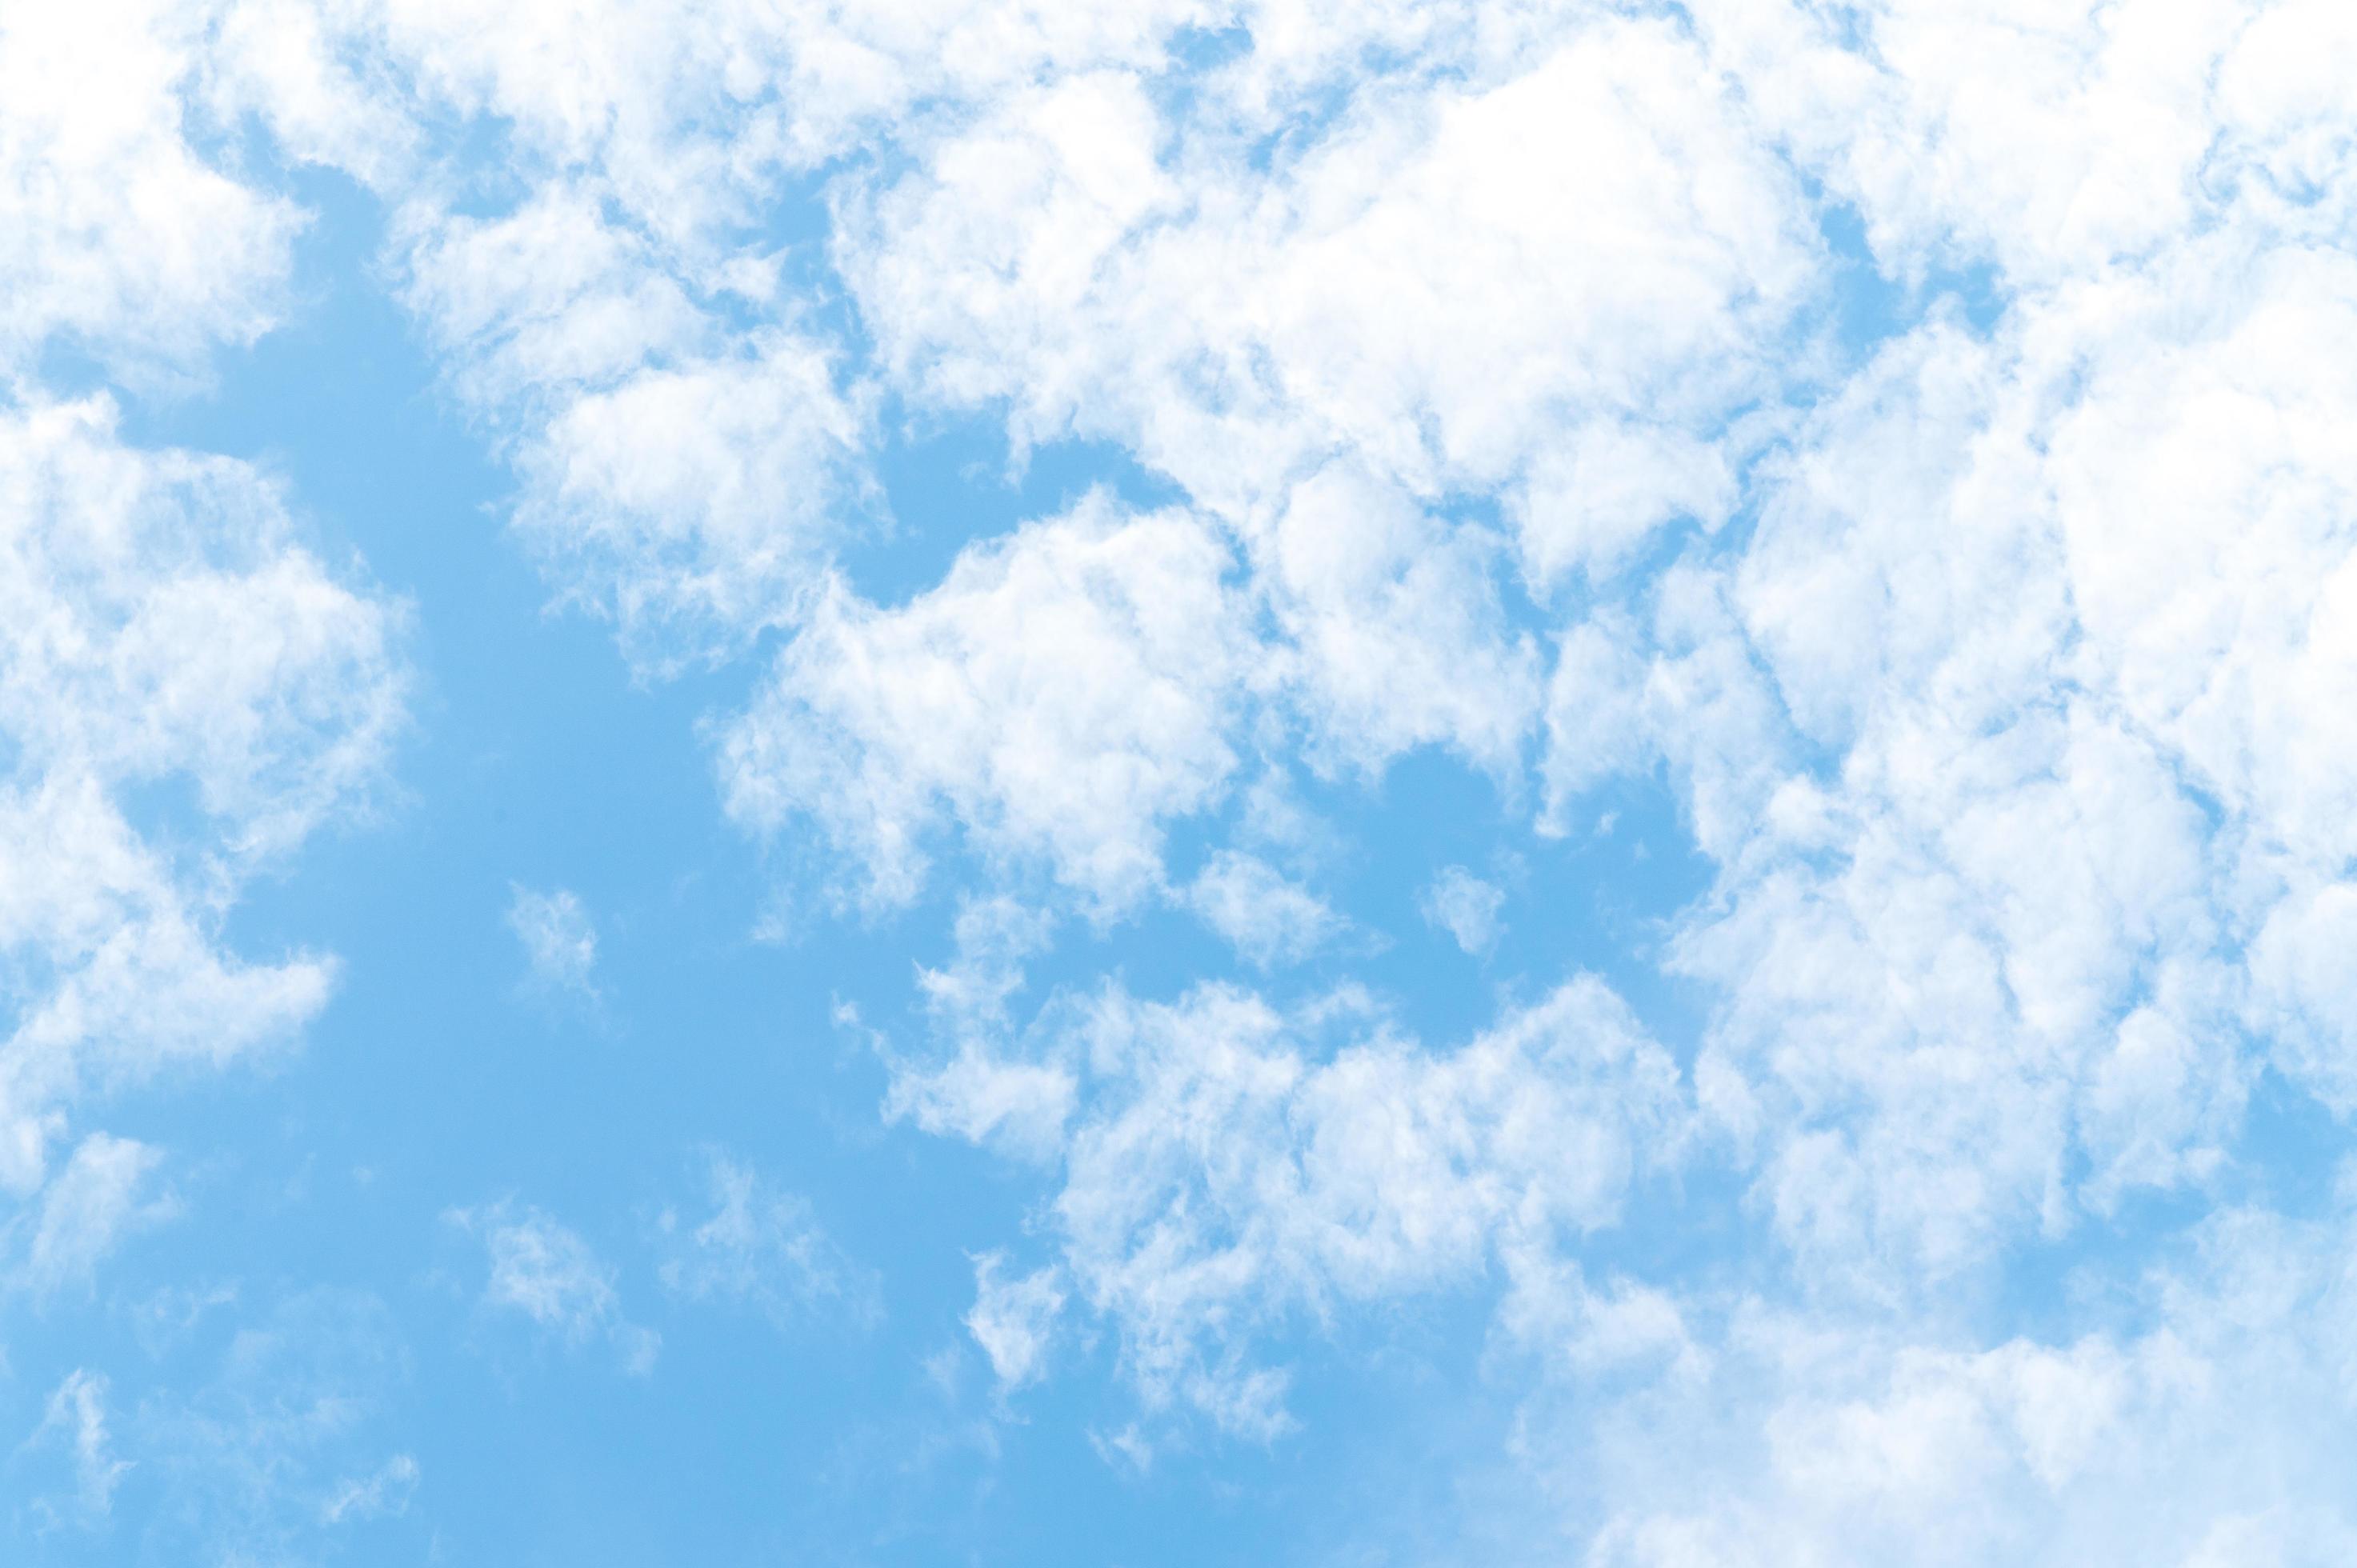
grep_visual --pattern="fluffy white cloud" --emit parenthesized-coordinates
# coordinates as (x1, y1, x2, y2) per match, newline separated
(838, 15, 1818, 514)
(786, 7, 2357, 1521)
(1692, 0, 2355, 290)
(22, 3, 2357, 1554)
(394, 186, 868, 662)
(0, 396, 402, 1293)
(825, 13, 1817, 779)
(1527, 1191, 2357, 1567)
(902, 966, 1686, 1434)
(1629, 221, 2357, 1286)
(1258, 466, 1542, 778)
(721, 496, 1255, 912)
(1651, 322, 2233, 1280)
(0, 0, 300, 386)
(882, 897, 1075, 1159)
(1178, 850, 1340, 970)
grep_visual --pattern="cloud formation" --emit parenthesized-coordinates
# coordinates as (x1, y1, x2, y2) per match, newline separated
(506, 885, 598, 998)
(13, 0, 2357, 1557)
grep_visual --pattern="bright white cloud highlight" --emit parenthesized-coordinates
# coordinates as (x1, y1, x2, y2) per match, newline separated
(722, 497, 1253, 911)
(0, 0, 298, 386)
(0, 394, 403, 1267)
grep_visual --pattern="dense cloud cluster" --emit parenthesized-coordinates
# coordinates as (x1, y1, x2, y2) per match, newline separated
(9, 0, 2357, 1558)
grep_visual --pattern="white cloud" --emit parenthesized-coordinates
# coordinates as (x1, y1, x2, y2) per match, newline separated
(21, 1369, 130, 1526)
(1179, 850, 1340, 970)
(508, 330, 869, 662)
(1513, 422, 1737, 589)
(964, 1251, 1064, 1392)
(721, 496, 1255, 913)
(0, 394, 403, 1211)
(1689, 0, 2327, 290)
(90, 2, 1831, 940)
(654, 1150, 873, 1330)
(394, 186, 868, 664)
(203, 0, 425, 190)
(1538, 610, 1656, 833)
(838, 17, 1818, 516)
(0, 0, 300, 386)
(19, 5, 2357, 1554)
(2250, 882, 2357, 1113)
(14, 1133, 171, 1298)
(1654, 323, 2230, 1278)
(1421, 866, 1504, 956)
(820, 14, 1818, 784)
(453, 1202, 657, 1373)
(506, 885, 597, 998)
(884, 898, 1076, 1160)
(1624, 221, 2357, 1286)
(1257, 465, 1542, 778)
(786, 8, 2357, 1486)
(902, 970, 1686, 1434)
(1523, 1193, 2357, 1567)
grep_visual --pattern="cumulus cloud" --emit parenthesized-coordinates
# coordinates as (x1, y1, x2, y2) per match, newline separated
(721, 497, 1255, 912)
(837, 14, 1819, 518)
(1631, 240, 2357, 1286)
(395, 187, 868, 663)
(0, 0, 299, 386)
(773, 8, 2357, 1546)
(1509, 1190, 2357, 1567)
(0, 395, 403, 1252)
(1178, 850, 1341, 970)
(900, 967, 1686, 1434)
(21, 1, 2357, 1557)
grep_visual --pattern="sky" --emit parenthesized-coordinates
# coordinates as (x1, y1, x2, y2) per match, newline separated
(4, 1, 2357, 1563)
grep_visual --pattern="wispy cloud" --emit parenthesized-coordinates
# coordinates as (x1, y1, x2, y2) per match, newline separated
(506, 885, 598, 999)
(450, 1203, 656, 1374)
(654, 1150, 877, 1332)
(1420, 865, 1505, 955)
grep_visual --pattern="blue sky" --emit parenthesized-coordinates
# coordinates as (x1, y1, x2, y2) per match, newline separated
(7, 2, 2357, 1563)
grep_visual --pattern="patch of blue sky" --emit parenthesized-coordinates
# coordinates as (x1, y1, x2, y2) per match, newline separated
(1815, 195, 2007, 354)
